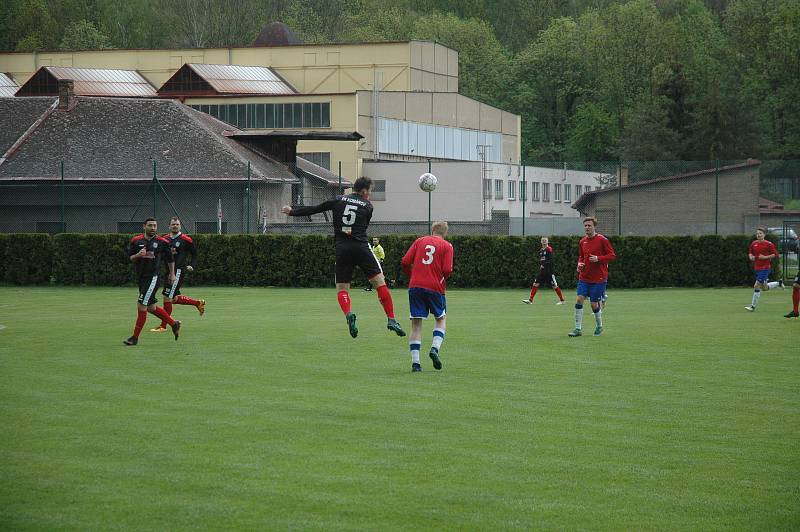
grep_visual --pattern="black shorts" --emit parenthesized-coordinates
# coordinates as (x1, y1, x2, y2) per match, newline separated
(162, 267, 187, 298)
(137, 275, 161, 306)
(535, 271, 558, 288)
(335, 240, 382, 284)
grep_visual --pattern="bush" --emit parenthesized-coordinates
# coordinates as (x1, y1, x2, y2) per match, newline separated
(2, 234, 52, 284)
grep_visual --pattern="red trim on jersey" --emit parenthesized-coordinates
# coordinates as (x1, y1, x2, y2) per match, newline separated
(130, 234, 146, 242)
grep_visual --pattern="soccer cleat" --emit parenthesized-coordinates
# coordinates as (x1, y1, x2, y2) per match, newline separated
(171, 320, 181, 341)
(387, 318, 406, 337)
(363, 287, 373, 291)
(197, 299, 206, 316)
(745, 305, 755, 312)
(521, 299, 532, 304)
(593, 326, 603, 336)
(779, 280, 785, 289)
(429, 347, 442, 370)
(568, 328, 582, 337)
(149, 326, 168, 333)
(123, 336, 138, 346)
(556, 300, 565, 305)
(346, 312, 358, 338)
(411, 363, 422, 372)
(785, 311, 799, 318)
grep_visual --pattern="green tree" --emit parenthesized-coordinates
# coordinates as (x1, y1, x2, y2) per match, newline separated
(60, 20, 112, 50)
(618, 96, 681, 160)
(565, 102, 617, 162)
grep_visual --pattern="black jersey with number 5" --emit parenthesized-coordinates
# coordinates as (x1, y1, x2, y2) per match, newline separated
(289, 194, 373, 243)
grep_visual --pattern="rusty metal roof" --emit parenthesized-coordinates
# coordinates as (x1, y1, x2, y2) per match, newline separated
(187, 64, 296, 95)
(0, 73, 18, 97)
(38, 67, 157, 97)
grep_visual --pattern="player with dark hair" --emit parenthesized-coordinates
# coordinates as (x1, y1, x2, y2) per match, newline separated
(281, 177, 406, 338)
(522, 236, 565, 305)
(569, 217, 616, 337)
(123, 218, 181, 346)
(401, 221, 454, 372)
(151, 217, 205, 332)
(745, 227, 782, 312)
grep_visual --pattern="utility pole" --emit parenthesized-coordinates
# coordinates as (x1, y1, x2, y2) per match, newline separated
(476, 144, 490, 221)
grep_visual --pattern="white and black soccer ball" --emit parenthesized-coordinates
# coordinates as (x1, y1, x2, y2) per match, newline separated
(418, 172, 438, 192)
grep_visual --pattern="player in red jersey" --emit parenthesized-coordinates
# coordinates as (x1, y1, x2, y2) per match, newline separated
(745, 227, 782, 311)
(522, 237, 565, 305)
(123, 218, 181, 346)
(401, 221, 454, 372)
(569, 217, 616, 337)
(151, 217, 205, 332)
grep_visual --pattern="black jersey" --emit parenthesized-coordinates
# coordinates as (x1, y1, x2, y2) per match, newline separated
(289, 194, 373, 243)
(162, 232, 197, 269)
(128, 234, 173, 278)
(538, 245, 554, 275)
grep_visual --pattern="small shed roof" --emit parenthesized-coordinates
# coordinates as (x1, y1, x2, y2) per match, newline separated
(158, 64, 296, 96)
(15, 67, 157, 97)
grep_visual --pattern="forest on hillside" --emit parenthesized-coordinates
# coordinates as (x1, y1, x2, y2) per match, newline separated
(2, 0, 798, 162)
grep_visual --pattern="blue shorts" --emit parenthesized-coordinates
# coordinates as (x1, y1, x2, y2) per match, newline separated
(755, 269, 771, 283)
(577, 280, 607, 303)
(409, 287, 446, 319)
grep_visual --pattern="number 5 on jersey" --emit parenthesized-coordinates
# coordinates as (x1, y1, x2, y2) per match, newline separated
(422, 244, 436, 264)
(341, 204, 357, 234)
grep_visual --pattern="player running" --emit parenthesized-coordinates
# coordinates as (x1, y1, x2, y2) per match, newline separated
(401, 221, 454, 372)
(784, 270, 799, 318)
(745, 227, 782, 312)
(522, 236, 565, 305)
(123, 218, 181, 346)
(281, 177, 405, 338)
(569, 217, 616, 337)
(151, 217, 205, 332)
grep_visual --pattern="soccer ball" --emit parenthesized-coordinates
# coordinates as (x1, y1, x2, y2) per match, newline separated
(418, 172, 438, 192)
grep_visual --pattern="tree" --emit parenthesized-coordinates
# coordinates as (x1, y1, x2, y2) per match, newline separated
(618, 96, 681, 160)
(60, 20, 112, 50)
(565, 102, 618, 162)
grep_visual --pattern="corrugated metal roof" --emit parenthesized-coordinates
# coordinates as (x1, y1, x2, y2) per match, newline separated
(44, 67, 157, 97)
(187, 64, 296, 94)
(0, 72, 18, 97)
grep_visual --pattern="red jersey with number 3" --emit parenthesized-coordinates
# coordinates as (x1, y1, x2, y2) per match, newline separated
(749, 239, 777, 271)
(401, 235, 454, 294)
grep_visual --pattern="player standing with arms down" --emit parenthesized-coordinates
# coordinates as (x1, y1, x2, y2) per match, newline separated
(522, 236, 565, 305)
(364, 237, 385, 291)
(281, 177, 405, 338)
(401, 221, 454, 372)
(124, 218, 181, 345)
(745, 227, 782, 312)
(569, 217, 616, 337)
(152, 217, 205, 332)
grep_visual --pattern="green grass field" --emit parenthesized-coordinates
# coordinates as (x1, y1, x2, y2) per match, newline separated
(1, 286, 798, 530)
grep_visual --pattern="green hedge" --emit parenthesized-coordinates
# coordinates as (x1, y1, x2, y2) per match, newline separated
(0, 233, 780, 288)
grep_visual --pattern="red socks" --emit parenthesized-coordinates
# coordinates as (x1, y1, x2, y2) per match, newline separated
(554, 287, 564, 301)
(133, 310, 147, 338)
(529, 286, 538, 300)
(337, 290, 351, 315)
(175, 295, 199, 306)
(159, 301, 173, 328)
(376, 284, 395, 319)
(150, 306, 175, 326)
(793, 286, 799, 313)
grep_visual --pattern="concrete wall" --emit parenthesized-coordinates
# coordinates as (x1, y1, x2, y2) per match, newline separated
(0, 41, 457, 95)
(361, 161, 483, 222)
(579, 165, 761, 235)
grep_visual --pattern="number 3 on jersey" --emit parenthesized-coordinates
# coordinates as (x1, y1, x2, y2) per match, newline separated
(422, 244, 436, 264)
(342, 204, 357, 226)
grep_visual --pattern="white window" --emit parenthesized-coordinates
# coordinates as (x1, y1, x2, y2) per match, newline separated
(484, 178, 493, 198)
(532, 181, 540, 201)
(542, 183, 550, 202)
(495, 179, 504, 199)
(595, 186, 602, 191)
(372, 180, 386, 201)
(508, 180, 516, 200)
(575, 184, 583, 197)
(554, 183, 561, 202)
(564, 184, 571, 202)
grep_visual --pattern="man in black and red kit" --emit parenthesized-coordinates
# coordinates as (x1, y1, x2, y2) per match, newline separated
(151, 216, 205, 332)
(123, 217, 181, 346)
(281, 176, 406, 339)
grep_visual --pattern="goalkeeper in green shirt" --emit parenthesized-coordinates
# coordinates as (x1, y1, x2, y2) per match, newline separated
(365, 237, 385, 291)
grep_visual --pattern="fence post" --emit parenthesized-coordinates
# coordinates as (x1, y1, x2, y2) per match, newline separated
(246, 161, 251, 234)
(618, 163, 622, 236)
(714, 159, 719, 234)
(428, 159, 432, 235)
(152, 160, 157, 218)
(60, 160, 65, 233)
(338, 161, 342, 195)
(522, 165, 526, 236)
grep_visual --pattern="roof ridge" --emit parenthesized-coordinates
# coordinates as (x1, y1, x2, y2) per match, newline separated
(0, 97, 58, 167)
